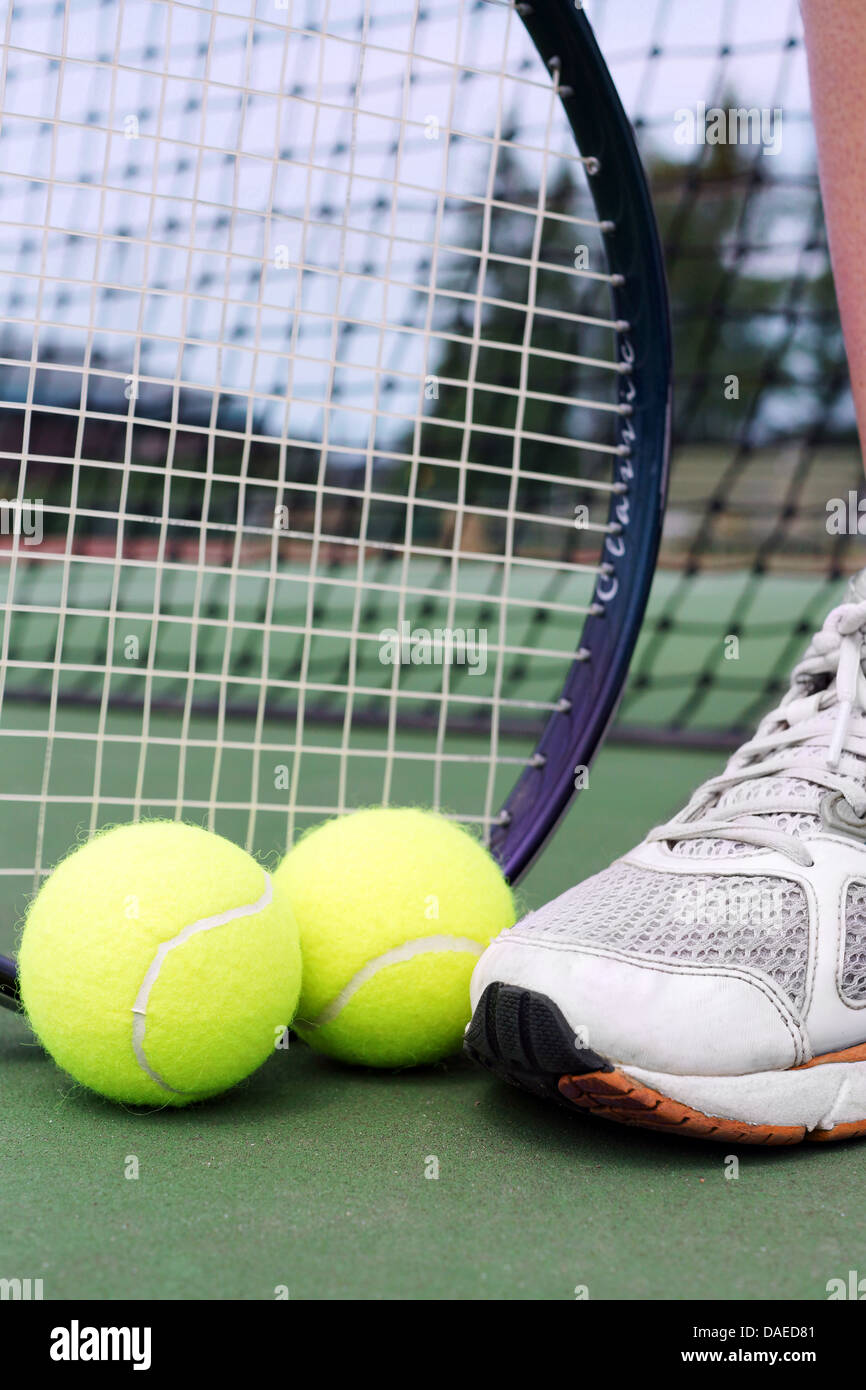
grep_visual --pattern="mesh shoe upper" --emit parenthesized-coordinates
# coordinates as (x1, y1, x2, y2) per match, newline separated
(844, 881, 866, 1004)
(514, 861, 811, 1010)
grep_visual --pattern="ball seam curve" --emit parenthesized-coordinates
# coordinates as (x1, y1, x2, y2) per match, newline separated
(131, 870, 273, 1096)
(300, 935, 484, 1031)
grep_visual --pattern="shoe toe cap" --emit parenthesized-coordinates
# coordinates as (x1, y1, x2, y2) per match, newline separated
(471, 935, 804, 1075)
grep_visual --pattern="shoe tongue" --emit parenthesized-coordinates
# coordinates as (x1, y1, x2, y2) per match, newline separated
(846, 566, 866, 603)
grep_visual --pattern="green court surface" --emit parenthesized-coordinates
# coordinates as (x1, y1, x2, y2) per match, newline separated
(3, 739, 866, 1302)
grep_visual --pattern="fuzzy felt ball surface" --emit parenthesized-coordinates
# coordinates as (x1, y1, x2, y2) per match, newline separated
(18, 821, 301, 1106)
(274, 808, 516, 1067)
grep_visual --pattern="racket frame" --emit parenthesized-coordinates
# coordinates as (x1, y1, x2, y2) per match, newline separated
(490, 0, 672, 880)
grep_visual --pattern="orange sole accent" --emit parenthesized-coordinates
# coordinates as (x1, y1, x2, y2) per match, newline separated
(558, 1047, 866, 1146)
(797, 1039, 866, 1068)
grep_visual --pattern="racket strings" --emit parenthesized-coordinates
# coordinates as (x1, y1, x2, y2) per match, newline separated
(0, 0, 623, 896)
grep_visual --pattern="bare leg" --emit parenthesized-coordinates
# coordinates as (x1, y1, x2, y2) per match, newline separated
(802, 1, 866, 462)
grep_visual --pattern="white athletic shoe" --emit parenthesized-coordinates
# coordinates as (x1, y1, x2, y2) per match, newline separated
(466, 568, 866, 1144)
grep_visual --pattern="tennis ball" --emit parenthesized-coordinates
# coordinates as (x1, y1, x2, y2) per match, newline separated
(274, 808, 516, 1067)
(18, 821, 301, 1107)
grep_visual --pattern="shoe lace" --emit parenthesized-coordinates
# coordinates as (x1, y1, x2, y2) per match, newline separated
(647, 598, 866, 867)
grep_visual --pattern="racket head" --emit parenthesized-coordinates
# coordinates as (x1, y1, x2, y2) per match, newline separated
(0, 0, 670, 995)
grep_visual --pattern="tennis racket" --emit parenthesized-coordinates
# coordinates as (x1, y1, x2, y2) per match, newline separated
(0, 0, 670, 1009)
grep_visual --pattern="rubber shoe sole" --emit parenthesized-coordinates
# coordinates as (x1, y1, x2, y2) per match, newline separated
(465, 983, 866, 1145)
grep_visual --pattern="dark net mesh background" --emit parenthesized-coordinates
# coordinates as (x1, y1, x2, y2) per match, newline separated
(600, 0, 860, 744)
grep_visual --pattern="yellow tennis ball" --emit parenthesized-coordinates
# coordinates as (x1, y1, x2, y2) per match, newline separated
(18, 821, 301, 1107)
(274, 808, 516, 1067)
